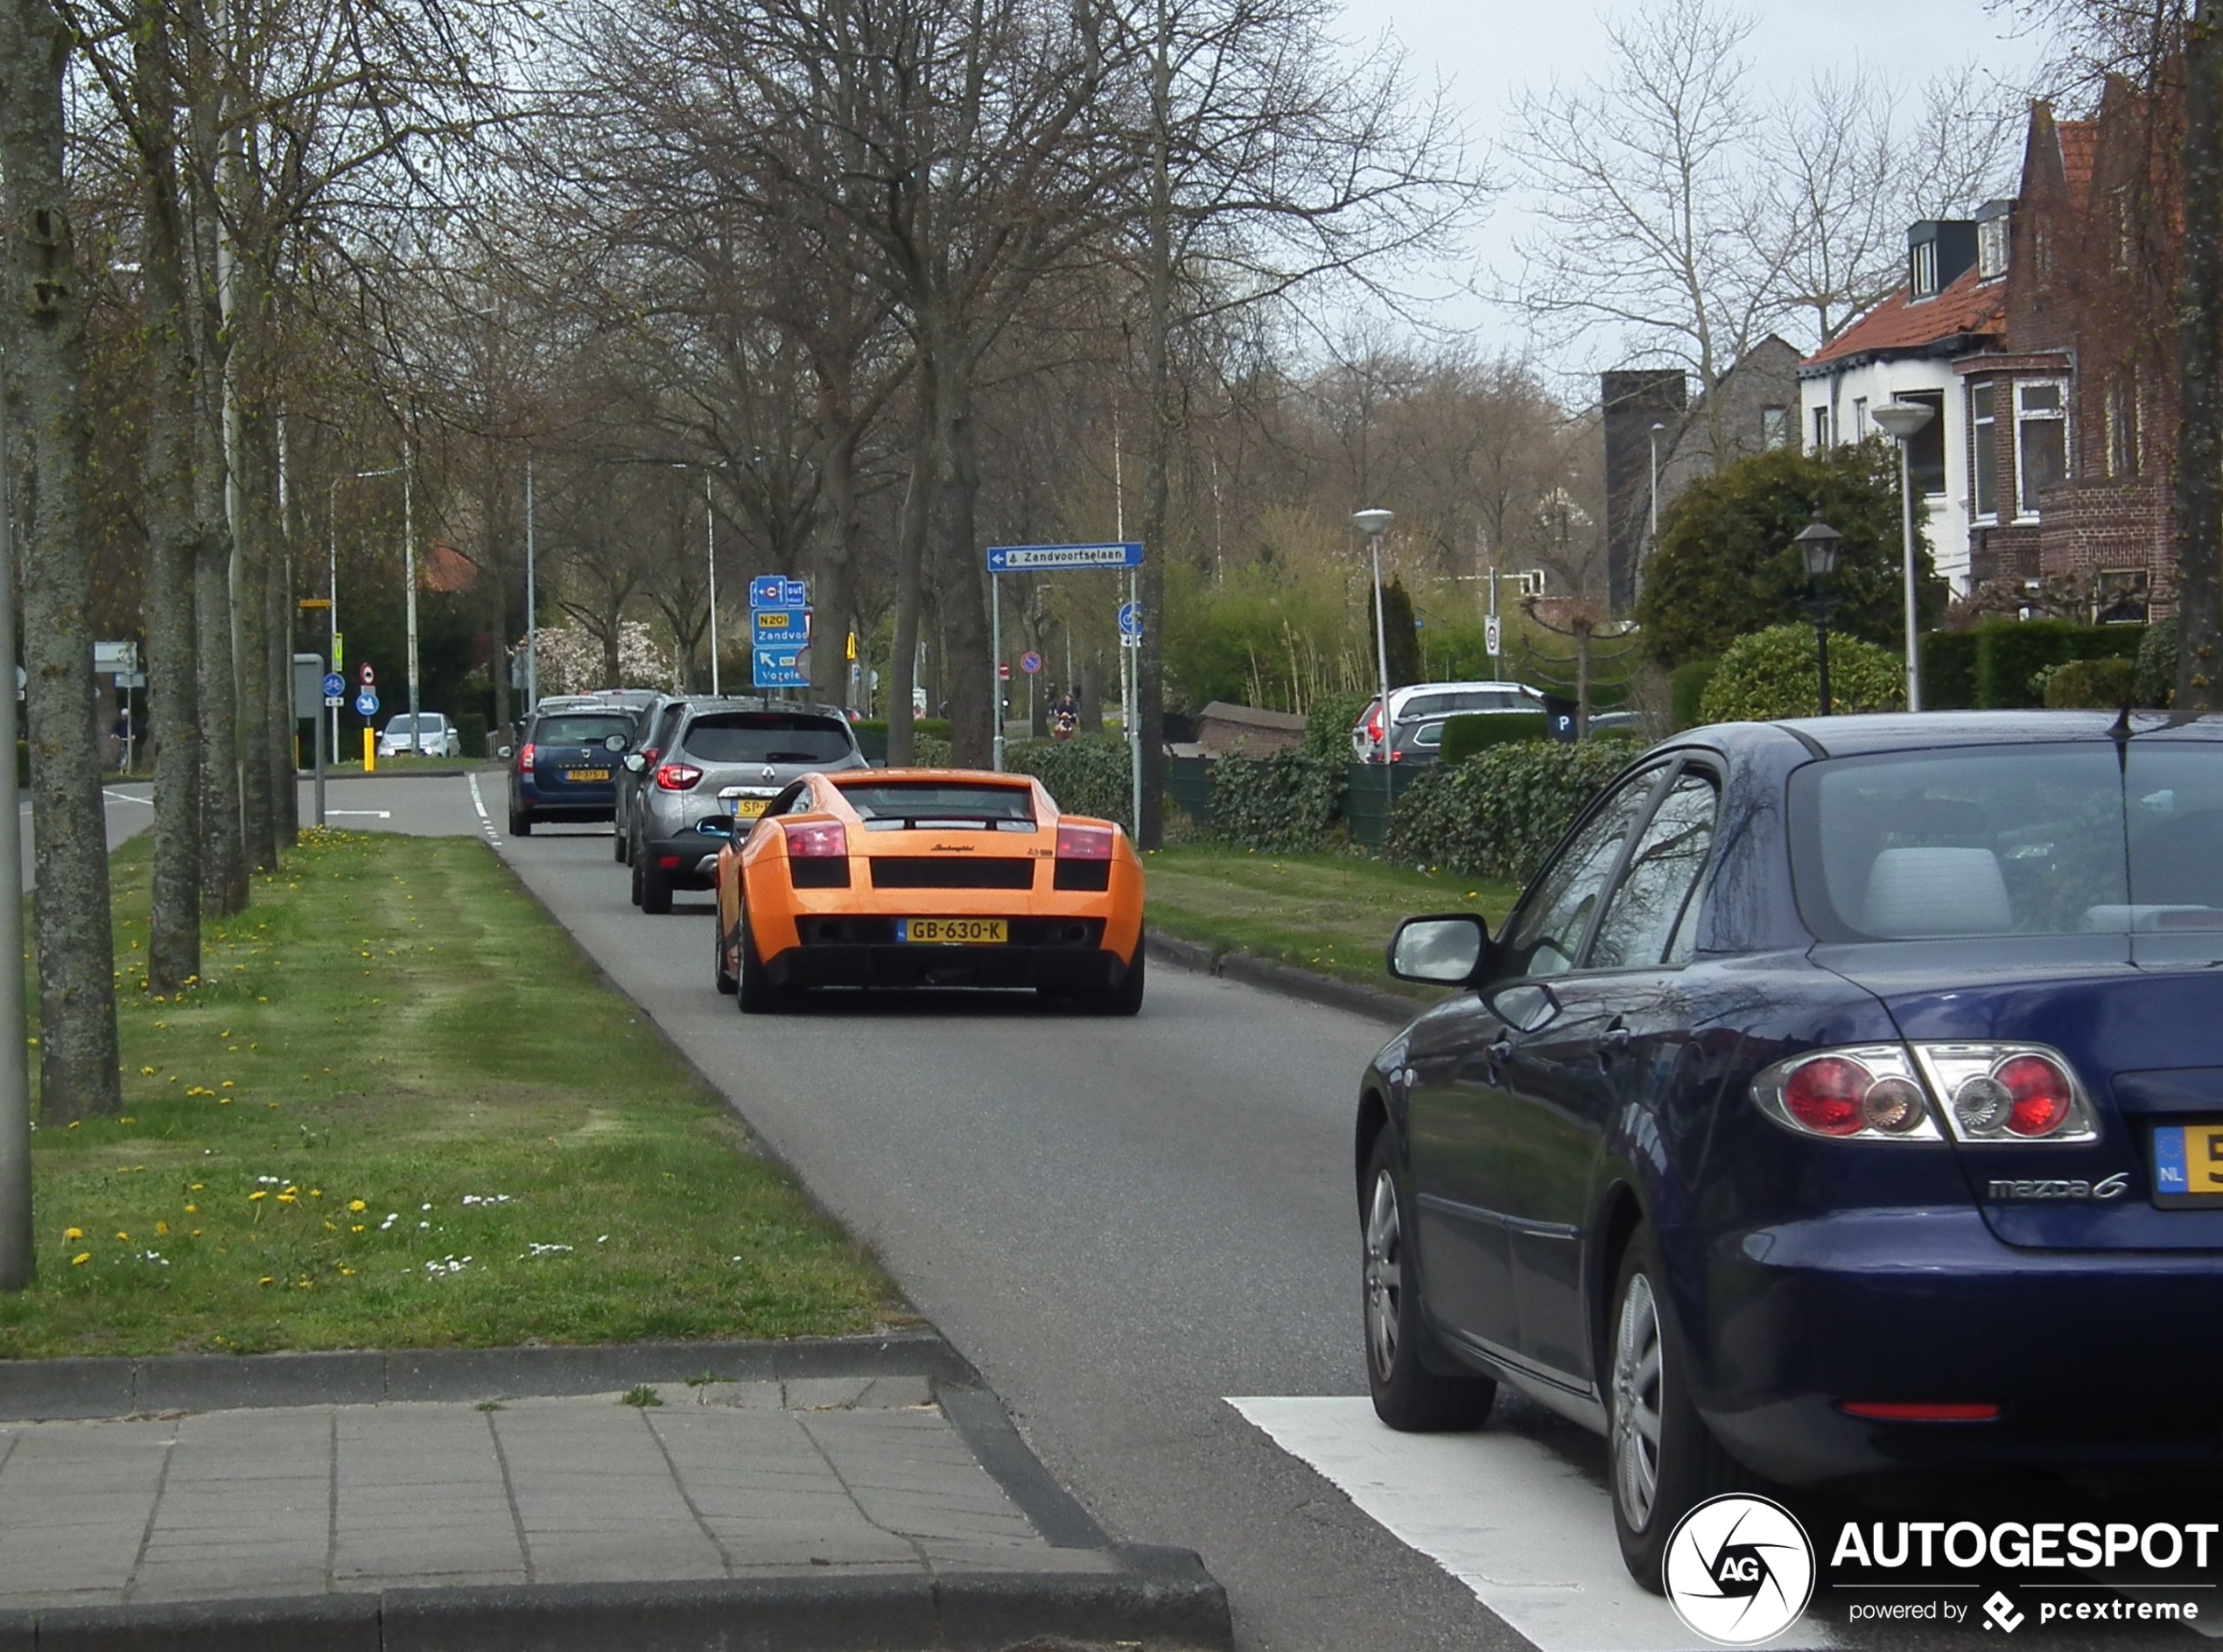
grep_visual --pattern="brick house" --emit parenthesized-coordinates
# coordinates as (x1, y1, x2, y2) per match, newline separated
(1802, 79, 2179, 620)
(1969, 81, 2179, 620)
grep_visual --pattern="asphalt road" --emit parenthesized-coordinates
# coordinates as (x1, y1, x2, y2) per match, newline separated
(333, 772, 1515, 1652)
(19, 781, 155, 892)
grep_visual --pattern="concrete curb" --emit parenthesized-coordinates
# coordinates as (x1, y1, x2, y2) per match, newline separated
(2, 1549, 1232, 1651)
(1146, 932, 1422, 1027)
(0, 1330, 977, 1422)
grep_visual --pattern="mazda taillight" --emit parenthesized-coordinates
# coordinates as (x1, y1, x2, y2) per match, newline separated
(655, 764, 703, 792)
(1056, 824, 1114, 861)
(782, 821, 847, 858)
(1752, 1042, 2097, 1145)
(517, 743, 535, 770)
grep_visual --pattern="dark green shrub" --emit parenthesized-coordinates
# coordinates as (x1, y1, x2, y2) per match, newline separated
(1973, 620, 2142, 709)
(1007, 735, 1133, 830)
(2044, 656, 2138, 709)
(1669, 659, 1719, 730)
(1920, 631, 1981, 710)
(2137, 616, 2179, 708)
(1211, 748, 1343, 851)
(852, 717, 951, 742)
(1699, 625, 1904, 722)
(1440, 712, 1549, 766)
(1384, 740, 1632, 883)
(456, 711, 489, 758)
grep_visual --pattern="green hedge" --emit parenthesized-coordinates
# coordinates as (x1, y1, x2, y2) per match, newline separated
(1920, 631, 1981, 710)
(1972, 620, 2142, 709)
(2044, 656, 2138, 709)
(1006, 735, 1132, 830)
(1669, 659, 1719, 730)
(1203, 696, 1369, 851)
(1439, 712, 1549, 766)
(456, 711, 489, 759)
(1383, 739, 1633, 884)
(853, 718, 951, 741)
(1700, 624, 1904, 722)
(2137, 616, 2179, 708)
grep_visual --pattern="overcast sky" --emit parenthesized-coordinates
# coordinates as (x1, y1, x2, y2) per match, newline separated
(1327, 0, 2057, 370)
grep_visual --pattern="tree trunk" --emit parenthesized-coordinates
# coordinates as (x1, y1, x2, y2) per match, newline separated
(234, 397, 274, 872)
(1134, 0, 1173, 847)
(887, 376, 934, 767)
(187, 142, 244, 914)
(932, 357, 992, 766)
(0, 0, 121, 1120)
(810, 410, 859, 706)
(1078, 655, 1102, 732)
(2179, 0, 2222, 712)
(137, 0, 202, 994)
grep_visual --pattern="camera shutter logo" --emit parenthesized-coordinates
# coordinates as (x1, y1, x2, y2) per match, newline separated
(1664, 1493, 1816, 1645)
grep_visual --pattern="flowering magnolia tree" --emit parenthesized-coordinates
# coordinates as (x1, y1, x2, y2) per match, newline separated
(522, 621, 675, 695)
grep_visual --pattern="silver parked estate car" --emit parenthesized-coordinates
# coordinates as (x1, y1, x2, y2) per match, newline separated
(628, 701, 868, 914)
(377, 712, 462, 759)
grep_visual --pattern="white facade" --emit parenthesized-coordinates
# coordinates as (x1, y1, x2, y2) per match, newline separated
(1799, 357, 1973, 593)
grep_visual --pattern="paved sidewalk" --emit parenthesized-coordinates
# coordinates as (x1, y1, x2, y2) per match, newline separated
(0, 1347, 1228, 1650)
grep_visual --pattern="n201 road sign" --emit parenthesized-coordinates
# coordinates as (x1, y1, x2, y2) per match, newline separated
(985, 542, 1143, 573)
(753, 608, 810, 647)
(322, 673, 346, 699)
(355, 690, 380, 718)
(1019, 651, 1042, 676)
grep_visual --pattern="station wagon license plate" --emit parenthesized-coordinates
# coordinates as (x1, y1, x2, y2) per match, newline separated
(897, 918, 1006, 945)
(2152, 1123, 2223, 1203)
(567, 768, 610, 782)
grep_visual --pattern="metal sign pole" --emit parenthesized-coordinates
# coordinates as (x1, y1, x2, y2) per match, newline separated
(0, 384, 30, 1290)
(313, 682, 326, 827)
(1127, 569, 1140, 836)
(991, 578, 1005, 773)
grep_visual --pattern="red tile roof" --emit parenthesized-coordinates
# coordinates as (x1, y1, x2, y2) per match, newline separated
(422, 540, 478, 594)
(1801, 266, 2006, 370)
(2058, 121, 2099, 209)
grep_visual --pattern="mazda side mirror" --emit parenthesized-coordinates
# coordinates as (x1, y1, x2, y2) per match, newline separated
(1387, 914, 1490, 986)
(624, 752, 647, 774)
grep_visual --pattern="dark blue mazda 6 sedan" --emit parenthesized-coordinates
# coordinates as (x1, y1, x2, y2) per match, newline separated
(1356, 711, 2223, 1591)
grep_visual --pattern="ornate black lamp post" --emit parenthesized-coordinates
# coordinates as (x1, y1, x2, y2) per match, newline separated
(1794, 514, 1843, 717)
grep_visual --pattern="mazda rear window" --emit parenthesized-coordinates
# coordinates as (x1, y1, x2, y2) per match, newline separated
(679, 714, 853, 764)
(1790, 741, 2223, 940)
(839, 782, 1035, 830)
(531, 715, 632, 746)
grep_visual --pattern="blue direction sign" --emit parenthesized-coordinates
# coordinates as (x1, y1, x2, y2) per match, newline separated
(355, 690, 380, 718)
(322, 673, 346, 699)
(749, 575, 784, 608)
(753, 608, 811, 647)
(753, 647, 808, 690)
(985, 542, 1143, 574)
(1118, 601, 1141, 638)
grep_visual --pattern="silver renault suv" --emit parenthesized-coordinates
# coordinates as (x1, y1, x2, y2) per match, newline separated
(626, 699, 867, 914)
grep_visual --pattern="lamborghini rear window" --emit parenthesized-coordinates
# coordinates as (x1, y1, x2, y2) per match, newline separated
(839, 783, 1036, 829)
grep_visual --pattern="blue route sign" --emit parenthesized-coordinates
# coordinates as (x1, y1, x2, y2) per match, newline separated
(321, 672, 346, 699)
(355, 690, 380, 718)
(750, 576, 809, 609)
(985, 542, 1143, 574)
(753, 608, 811, 647)
(753, 647, 808, 690)
(1118, 601, 1141, 638)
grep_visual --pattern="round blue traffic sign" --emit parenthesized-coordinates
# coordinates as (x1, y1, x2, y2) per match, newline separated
(1020, 651, 1042, 676)
(322, 673, 346, 699)
(355, 690, 380, 718)
(1118, 601, 1141, 638)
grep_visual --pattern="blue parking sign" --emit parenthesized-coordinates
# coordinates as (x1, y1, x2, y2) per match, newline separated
(749, 576, 785, 608)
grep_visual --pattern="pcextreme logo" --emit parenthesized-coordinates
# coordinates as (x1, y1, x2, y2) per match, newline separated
(1664, 1494, 1817, 1646)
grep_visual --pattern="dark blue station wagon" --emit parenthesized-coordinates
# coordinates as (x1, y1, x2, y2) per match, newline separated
(1357, 713, 2223, 1589)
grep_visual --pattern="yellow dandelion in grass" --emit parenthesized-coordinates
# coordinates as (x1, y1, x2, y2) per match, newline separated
(347, 1200, 367, 1214)
(249, 1191, 267, 1203)
(323, 1221, 337, 1233)
(71, 1253, 90, 1267)
(350, 1224, 365, 1234)
(65, 1121, 78, 1131)
(309, 1189, 322, 1199)
(183, 1203, 196, 1214)
(190, 1229, 201, 1238)
(339, 1266, 355, 1278)
(114, 1232, 129, 1242)
(63, 1227, 81, 1242)
(155, 1222, 169, 1236)
(139, 1067, 156, 1077)
(256, 1276, 273, 1286)
(276, 1193, 297, 1207)
(118, 1117, 136, 1126)
(190, 1183, 203, 1191)
(221, 1081, 235, 1090)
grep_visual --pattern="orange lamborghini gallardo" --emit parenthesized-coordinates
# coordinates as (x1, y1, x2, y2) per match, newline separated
(711, 768, 1146, 1015)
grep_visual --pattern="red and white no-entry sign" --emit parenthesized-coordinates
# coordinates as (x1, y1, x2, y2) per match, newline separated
(359, 664, 376, 687)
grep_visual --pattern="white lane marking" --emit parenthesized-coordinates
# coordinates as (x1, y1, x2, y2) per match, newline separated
(1227, 1396, 1835, 1652)
(466, 773, 502, 848)
(327, 809, 392, 820)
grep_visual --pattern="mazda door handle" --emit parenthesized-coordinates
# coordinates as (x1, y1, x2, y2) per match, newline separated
(1487, 1035, 1515, 1063)
(1603, 1024, 1632, 1054)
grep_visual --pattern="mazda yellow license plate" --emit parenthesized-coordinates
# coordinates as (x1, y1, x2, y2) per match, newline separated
(568, 768, 610, 782)
(897, 918, 1007, 945)
(2153, 1123, 2223, 1205)
(726, 798, 768, 821)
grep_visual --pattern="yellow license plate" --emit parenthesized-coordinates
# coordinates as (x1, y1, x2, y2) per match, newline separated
(727, 799, 768, 820)
(568, 768, 610, 782)
(898, 918, 1007, 945)
(2155, 1124, 2223, 1199)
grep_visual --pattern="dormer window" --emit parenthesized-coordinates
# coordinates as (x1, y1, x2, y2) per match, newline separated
(1911, 238, 1939, 298)
(1978, 212, 2010, 280)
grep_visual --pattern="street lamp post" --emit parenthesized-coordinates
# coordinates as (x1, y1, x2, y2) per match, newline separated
(524, 455, 537, 711)
(1869, 401, 1935, 712)
(705, 467, 719, 696)
(1353, 508, 1396, 814)
(1795, 514, 1844, 717)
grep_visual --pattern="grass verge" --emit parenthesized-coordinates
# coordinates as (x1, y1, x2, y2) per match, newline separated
(1142, 845, 1520, 997)
(4, 829, 898, 1359)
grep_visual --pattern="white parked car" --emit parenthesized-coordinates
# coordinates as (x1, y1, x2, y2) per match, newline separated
(1350, 680, 1546, 763)
(378, 712, 462, 760)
